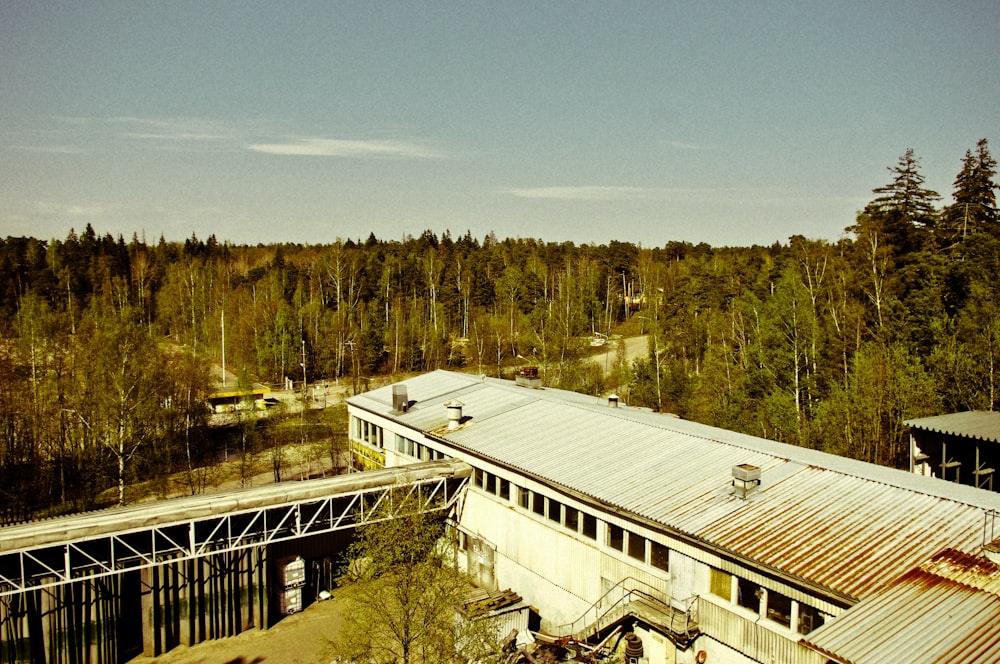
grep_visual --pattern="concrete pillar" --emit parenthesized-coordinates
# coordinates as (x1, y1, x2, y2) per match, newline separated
(179, 558, 194, 646)
(140, 565, 159, 657)
(255, 545, 269, 629)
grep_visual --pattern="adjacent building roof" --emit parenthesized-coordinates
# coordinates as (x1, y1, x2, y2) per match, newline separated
(801, 549, 1000, 664)
(350, 371, 1000, 605)
(905, 411, 1000, 444)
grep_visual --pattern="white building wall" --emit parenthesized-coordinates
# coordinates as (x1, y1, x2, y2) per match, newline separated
(461, 489, 604, 627)
(633, 623, 676, 664)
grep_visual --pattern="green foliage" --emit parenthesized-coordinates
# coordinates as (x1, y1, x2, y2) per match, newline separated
(337, 490, 502, 664)
(0, 139, 997, 512)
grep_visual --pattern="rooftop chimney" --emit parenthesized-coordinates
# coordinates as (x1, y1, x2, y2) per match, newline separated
(732, 463, 761, 499)
(444, 400, 464, 431)
(392, 384, 408, 412)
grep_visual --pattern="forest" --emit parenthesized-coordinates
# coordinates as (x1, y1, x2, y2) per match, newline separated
(0, 139, 996, 523)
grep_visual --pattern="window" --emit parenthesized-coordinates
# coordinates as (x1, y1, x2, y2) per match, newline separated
(564, 506, 579, 532)
(484, 473, 496, 494)
(517, 486, 529, 509)
(710, 568, 732, 600)
(499, 478, 510, 500)
(419, 444, 431, 461)
(737, 578, 761, 613)
(474, 468, 484, 488)
(627, 532, 645, 561)
(532, 492, 546, 516)
(607, 524, 624, 551)
(361, 421, 383, 447)
(395, 435, 414, 456)
(766, 590, 792, 628)
(582, 513, 597, 539)
(650, 542, 669, 572)
(798, 604, 826, 635)
(548, 499, 562, 523)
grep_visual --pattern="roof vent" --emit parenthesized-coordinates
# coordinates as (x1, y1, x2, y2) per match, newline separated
(732, 464, 761, 499)
(392, 384, 408, 412)
(444, 400, 464, 431)
(608, 395, 620, 408)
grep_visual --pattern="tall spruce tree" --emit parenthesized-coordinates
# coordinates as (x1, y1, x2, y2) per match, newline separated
(942, 138, 998, 243)
(862, 148, 940, 254)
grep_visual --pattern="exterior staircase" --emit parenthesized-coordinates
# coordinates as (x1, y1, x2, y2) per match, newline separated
(552, 578, 700, 653)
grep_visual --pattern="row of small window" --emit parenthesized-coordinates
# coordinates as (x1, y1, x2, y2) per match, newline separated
(353, 418, 384, 448)
(473, 468, 669, 573)
(395, 434, 449, 462)
(709, 568, 826, 635)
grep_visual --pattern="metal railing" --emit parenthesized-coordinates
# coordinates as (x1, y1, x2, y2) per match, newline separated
(547, 576, 699, 645)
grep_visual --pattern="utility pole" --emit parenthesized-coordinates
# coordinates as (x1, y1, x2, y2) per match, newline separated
(301, 339, 307, 399)
(221, 309, 226, 387)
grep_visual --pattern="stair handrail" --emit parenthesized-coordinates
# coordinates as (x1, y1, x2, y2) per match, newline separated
(547, 576, 687, 641)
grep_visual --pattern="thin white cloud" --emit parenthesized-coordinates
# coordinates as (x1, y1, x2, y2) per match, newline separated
(247, 137, 443, 158)
(506, 186, 659, 201)
(665, 140, 708, 151)
(35, 201, 106, 218)
(12, 144, 83, 154)
(125, 131, 230, 141)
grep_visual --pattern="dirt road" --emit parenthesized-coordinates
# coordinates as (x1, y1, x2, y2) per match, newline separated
(587, 335, 649, 375)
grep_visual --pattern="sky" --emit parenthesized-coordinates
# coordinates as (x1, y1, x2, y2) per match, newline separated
(2, 1, 998, 248)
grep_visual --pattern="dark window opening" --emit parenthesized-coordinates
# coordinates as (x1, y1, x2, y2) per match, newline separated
(473, 468, 484, 488)
(582, 513, 597, 539)
(767, 590, 792, 628)
(517, 486, 529, 509)
(484, 473, 496, 494)
(499, 478, 510, 500)
(607, 524, 624, 551)
(650, 542, 669, 572)
(798, 604, 826, 635)
(564, 507, 579, 532)
(548, 499, 562, 523)
(627, 532, 645, 561)
(737, 578, 761, 613)
(532, 492, 546, 516)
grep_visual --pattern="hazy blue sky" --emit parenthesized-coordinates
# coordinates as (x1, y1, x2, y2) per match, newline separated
(2, 1, 998, 247)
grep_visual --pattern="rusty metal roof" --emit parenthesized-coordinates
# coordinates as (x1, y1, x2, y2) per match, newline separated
(905, 411, 1000, 444)
(350, 371, 1000, 604)
(801, 550, 1000, 664)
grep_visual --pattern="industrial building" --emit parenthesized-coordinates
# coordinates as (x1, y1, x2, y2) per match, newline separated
(347, 370, 1000, 664)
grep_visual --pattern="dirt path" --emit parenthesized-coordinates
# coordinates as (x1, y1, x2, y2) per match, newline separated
(587, 334, 649, 376)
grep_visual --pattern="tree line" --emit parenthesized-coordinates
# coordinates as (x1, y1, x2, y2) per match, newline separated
(0, 139, 996, 521)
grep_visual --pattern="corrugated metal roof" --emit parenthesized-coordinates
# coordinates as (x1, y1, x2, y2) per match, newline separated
(905, 411, 1000, 444)
(350, 371, 1000, 604)
(801, 550, 1000, 664)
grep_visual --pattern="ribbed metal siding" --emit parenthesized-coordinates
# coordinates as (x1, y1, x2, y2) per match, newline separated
(698, 597, 827, 664)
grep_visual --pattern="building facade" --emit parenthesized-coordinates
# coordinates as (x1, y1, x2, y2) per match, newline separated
(348, 371, 1000, 664)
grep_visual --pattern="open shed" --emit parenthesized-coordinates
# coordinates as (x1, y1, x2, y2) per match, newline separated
(906, 411, 1000, 490)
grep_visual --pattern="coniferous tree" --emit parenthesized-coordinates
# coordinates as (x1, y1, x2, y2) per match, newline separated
(862, 148, 940, 254)
(941, 138, 998, 243)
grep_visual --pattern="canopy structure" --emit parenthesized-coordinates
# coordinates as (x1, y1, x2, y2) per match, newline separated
(906, 412, 1000, 490)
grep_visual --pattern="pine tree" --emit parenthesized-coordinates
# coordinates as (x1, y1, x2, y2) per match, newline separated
(941, 138, 998, 243)
(862, 148, 940, 254)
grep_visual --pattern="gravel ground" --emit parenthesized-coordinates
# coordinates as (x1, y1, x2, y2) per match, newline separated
(128, 584, 358, 664)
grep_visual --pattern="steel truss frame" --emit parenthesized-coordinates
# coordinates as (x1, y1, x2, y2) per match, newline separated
(0, 462, 470, 598)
